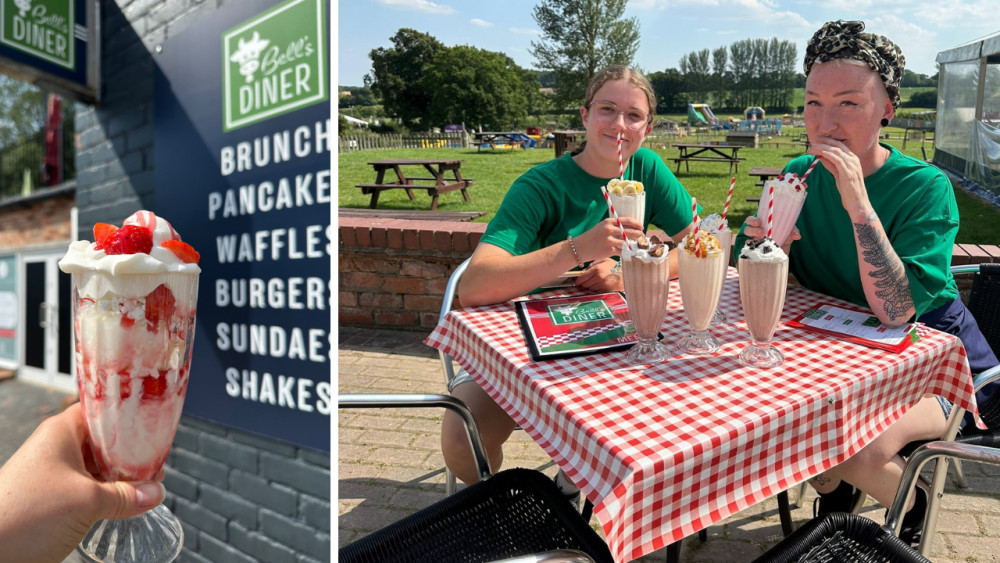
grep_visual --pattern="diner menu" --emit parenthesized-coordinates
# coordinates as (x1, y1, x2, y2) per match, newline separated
(515, 292, 640, 360)
(787, 303, 919, 353)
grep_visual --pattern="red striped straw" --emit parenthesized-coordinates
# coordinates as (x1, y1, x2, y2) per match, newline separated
(766, 183, 775, 239)
(602, 186, 632, 251)
(800, 154, 822, 182)
(691, 197, 702, 255)
(720, 177, 735, 226)
(617, 131, 624, 180)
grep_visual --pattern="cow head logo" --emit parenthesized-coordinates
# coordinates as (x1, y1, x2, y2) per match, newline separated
(228, 31, 270, 82)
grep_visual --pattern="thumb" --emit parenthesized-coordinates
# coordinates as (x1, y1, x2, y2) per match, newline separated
(95, 481, 165, 520)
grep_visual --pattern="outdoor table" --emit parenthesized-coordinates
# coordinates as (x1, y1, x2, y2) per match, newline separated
(746, 166, 784, 202)
(354, 159, 474, 210)
(425, 269, 977, 562)
(670, 143, 745, 175)
(474, 131, 529, 151)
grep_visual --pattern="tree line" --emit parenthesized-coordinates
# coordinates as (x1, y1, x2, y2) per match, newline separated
(344, 0, 938, 132)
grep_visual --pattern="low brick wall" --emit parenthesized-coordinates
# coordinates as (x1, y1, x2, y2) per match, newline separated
(338, 217, 1000, 331)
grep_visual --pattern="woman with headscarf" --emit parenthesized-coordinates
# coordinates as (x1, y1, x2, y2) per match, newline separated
(736, 20, 998, 547)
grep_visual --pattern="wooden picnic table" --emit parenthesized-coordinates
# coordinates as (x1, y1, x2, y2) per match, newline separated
(355, 159, 474, 210)
(474, 131, 529, 151)
(746, 166, 783, 203)
(670, 142, 745, 175)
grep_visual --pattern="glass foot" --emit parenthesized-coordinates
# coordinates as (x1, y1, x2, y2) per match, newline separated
(77, 504, 183, 563)
(677, 330, 720, 355)
(738, 341, 784, 368)
(709, 307, 727, 327)
(626, 338, 671, 365)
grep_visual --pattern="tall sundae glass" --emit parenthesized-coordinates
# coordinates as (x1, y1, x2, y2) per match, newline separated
(677, 229, 726, 354)
(606, 179, 646, 224)
(622, 235, 671, 365)
(59, 211, 201, 563)
(756, 173, 807, 247)
(737, 237, 788, 368)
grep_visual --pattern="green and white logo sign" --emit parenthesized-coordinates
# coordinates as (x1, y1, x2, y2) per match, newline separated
(0, 0, 74, 69)
(548, 300, 614, 326)
(222, 0, 327, 131)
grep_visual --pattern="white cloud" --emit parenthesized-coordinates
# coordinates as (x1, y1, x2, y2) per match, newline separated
(471, 18, 493, 27)
(509, 27, 540, 36)
(375, 0, 455, 15)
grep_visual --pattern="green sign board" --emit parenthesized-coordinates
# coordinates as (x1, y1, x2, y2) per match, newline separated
(0, 257, 17, 363)
(0, 0, 74, 69)
(222, 0, 327, 131)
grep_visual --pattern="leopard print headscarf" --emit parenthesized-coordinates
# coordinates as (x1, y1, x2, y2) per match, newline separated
(804, 20, 905, 109)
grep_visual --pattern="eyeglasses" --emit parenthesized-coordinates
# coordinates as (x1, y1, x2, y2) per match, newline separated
(587, 100, 651, 131)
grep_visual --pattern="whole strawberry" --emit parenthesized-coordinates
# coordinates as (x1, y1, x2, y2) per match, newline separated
(104, 225, 153, 255)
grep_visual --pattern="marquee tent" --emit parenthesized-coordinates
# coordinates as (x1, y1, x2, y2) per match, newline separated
(934, 30, 1000, 197)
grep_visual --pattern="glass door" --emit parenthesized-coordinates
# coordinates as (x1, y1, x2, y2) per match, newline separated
(20, 251, 74, 391)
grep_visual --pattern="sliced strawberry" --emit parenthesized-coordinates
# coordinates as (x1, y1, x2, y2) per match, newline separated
(119, 372, 132, 399)
(93, 223, 118, 250)
(105, 225, 153, 255)
(161, 240, 200, 264)
(144, 284, 176, 329)
(142, 374, 168, 398)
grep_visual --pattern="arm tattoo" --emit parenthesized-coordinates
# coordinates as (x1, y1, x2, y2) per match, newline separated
(854, 215, 913, 321)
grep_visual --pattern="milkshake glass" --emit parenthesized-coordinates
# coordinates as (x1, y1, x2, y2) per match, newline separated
(607, 179, 646, 223)
(756, 173, 807, 247)
(621, 235, 671, 364)
(677, 230, 726, 354)
(700, 213, 732, 326)
(737, 237, 788, 368)
(59, 211, 201, 563)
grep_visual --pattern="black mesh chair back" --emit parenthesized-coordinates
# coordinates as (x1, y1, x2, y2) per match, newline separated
(966, 263, 1000, 429)
(753, 441, 1000, 563)
(339, 468, 614, 563)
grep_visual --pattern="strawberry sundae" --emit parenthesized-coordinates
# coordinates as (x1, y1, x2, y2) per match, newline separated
(59, 210, 200, 481)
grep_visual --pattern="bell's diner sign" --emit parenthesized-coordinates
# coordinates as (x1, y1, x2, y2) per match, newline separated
(222, 0, 327, 131)
(1, 0, 73, 69)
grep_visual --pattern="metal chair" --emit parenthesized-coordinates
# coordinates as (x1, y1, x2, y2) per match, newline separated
(909, 262, 1000, 556)
(774, 263, 1000, 548)
(438, 259, 595, 520)
(338, 393, 614, 563)
(753, 441, 1000, 563)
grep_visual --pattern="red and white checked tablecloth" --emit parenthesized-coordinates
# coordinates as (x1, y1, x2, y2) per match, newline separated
(425, 269, 977, 562)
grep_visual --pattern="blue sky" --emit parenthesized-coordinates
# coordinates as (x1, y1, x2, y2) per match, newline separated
(336, 0, 997, 88)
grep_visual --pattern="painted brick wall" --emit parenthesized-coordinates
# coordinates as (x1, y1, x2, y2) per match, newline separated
(74, 2, 330, 561)
(0, 190, 74, 247)
(337, 217, 1000, 331)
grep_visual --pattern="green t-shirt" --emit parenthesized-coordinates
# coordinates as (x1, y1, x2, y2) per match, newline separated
(481, 147, 696, 256)
(735, 144, 958, 317)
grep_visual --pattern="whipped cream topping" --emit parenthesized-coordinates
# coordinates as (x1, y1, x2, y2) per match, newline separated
(764, 173, 808, 201)
(59, 211, 201, 276)
(622, 234, 669, 263)
(699, 212, 728, 234)
(681, 230, 723, 258)
(739, 237, 788, 262)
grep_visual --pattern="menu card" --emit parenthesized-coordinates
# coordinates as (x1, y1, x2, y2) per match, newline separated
(787, 303, 919, 353)
(515, 292, 639, 360)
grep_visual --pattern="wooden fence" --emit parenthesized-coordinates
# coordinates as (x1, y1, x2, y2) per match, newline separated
(338, 132, 470, 153)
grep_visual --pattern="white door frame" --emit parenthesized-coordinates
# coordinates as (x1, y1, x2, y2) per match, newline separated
(19, 248, 76, 392)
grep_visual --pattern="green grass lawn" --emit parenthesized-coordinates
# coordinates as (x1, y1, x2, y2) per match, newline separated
(338, 129, 999, 244)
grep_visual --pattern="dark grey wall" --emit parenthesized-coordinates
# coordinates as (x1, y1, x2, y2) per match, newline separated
(73, 2, 330, 561)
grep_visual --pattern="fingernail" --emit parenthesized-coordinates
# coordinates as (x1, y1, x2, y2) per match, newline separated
(136, 482, 165, 507)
